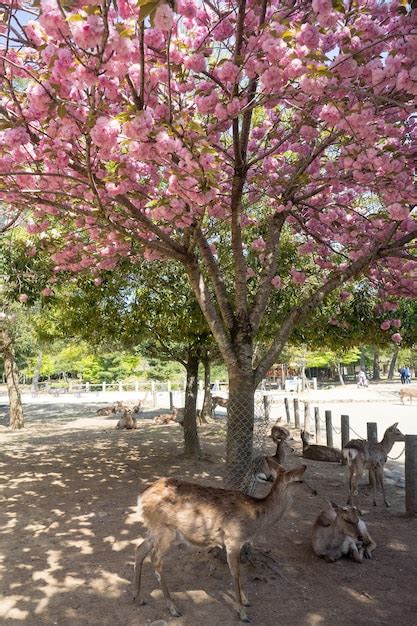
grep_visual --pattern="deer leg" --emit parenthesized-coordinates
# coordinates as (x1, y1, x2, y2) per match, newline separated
(369, 468, 378, 507)
(348, 467, 359, 505)
(133, 537, 153, 604)
(150, 532, 180, 618)
(377, 465, 390, 507)
(358, 520, 377, 559)
(225, 544, 250, 622)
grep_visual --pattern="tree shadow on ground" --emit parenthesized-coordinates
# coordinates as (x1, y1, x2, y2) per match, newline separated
(0, 406, 416, 625)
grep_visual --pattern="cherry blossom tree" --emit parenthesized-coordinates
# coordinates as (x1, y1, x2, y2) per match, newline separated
(0, 0, 416, 485)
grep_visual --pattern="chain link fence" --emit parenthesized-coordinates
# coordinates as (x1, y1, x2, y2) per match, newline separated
(225, 393, 271, 495)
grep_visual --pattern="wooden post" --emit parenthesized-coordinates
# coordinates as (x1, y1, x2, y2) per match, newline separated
(118, 381, 123, 392)
(405, 435, 417, 517)
(284, 397, 291, 423)
(263, 395, 271, 421)
(294, 398, 300, 429)
(341, 415, 350, 463)
(367, 422, 378, 443)
(314, 407, 321, 443)
(304, 401, 311, 432)
(312, 377, 317, 390)
(102, 381, 106, 392)
(169, 390, 174, 411)
(134, 380, 139, 393)
(151, 381, 157, 408)
(325, 410, 333, 448)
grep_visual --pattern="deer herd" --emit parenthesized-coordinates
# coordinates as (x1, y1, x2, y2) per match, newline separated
(131, 408, 405, 622)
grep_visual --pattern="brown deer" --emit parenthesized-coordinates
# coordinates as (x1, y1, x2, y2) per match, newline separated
(312, 501, 376, 563)
(115, 410, 138, 430)
(301, 430, 342, 463)
(399, 386, 417, 404)
(343, 422, 405, 507)
(133, 460, 316, 622)
(270, 423, 292, 444)
(246, 440, 295, 496)
(211, 396, 229, 414)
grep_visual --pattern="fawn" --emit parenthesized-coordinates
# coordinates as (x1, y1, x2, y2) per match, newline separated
(312, 501, 376, 563)
(301, 430, 342, 463)
(133, 460, 316, 622)
(343, 422, 405, 507)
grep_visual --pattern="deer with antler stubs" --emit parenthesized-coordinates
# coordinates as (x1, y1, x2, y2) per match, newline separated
(133, 460, 316, 622)
(343, 423, 405, 507)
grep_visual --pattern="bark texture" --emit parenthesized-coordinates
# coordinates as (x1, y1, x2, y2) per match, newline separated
(183, 352, 201, 459)
(1, 329, 24, 429)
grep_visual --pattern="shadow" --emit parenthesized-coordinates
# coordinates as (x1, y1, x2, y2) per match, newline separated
(0, 405, 416, 625)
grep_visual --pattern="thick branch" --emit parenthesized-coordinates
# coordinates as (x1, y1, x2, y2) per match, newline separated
(185, 258, 237, 372)
(254, 250, 381, 385)
(249, 212, 287, 333)
(194, 226, 235, 331)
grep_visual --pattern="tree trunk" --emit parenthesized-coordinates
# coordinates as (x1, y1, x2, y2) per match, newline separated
(183, 352, 201, 459)
(388, 346, 399, 380)
(201, 352, 212, 422)
(226, 366, 255, 490)
(373, 350, 380, 380)
(1, 329, 24, 429)
(337, 363, 345, 385)
(31, 352, 43, 392)
(360, 347, 366, 371)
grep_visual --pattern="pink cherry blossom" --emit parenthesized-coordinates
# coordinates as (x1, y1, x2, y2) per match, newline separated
(271, 276, 282, 289)
(153, 3, 174, 31)
(380, 320, 391, 331)
(18, 294, 29, 303)
(391, 333, 402, 344)
(252, 237, 266, 252)
(391, 319, 401, 329)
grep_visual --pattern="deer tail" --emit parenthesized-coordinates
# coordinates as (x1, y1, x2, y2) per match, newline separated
(342, 448, 358, 465)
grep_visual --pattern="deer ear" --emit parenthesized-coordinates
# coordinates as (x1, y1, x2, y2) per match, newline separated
(330, 501, 339, 511)
(391, 422, 398, 429)
(285, 465, 306, 482)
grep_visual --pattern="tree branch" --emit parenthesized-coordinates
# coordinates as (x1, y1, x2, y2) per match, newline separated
(185, 258, 238, 372)
(249, 212, 287, 333)
(193, 226, 235, 331)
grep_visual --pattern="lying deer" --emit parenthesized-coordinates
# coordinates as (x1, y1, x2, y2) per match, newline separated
(133, 460, 316, 622)
(343, 422, 405, 507)
(153, 412, 178, 425)
(270, 423, 291, 444)
(247, 439, 295, 495)
(301, 430, 342, 463)
(116, 410, 137, 430)
(312, 501, 376, 563)
(399, 386, 417, 404)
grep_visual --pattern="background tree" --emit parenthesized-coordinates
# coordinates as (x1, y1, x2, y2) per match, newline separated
(1, 0, 416, 485)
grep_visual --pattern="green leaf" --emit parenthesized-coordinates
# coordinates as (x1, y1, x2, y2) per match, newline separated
(139, 1, 158, 22)
(332, 0, 345, 12)
(66, 13, 84, 22)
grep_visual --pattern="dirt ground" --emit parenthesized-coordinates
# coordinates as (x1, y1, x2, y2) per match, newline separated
(1, 403, 416, 626)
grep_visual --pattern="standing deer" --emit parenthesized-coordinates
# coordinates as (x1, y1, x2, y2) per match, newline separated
(399, 386, 417, 404)
(312, 501, 376, 563)
(133, 460, 316, 622)
(301, 430, 342, 463)
(211, 396, 229, 415)
(343, 422, 405, 507)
